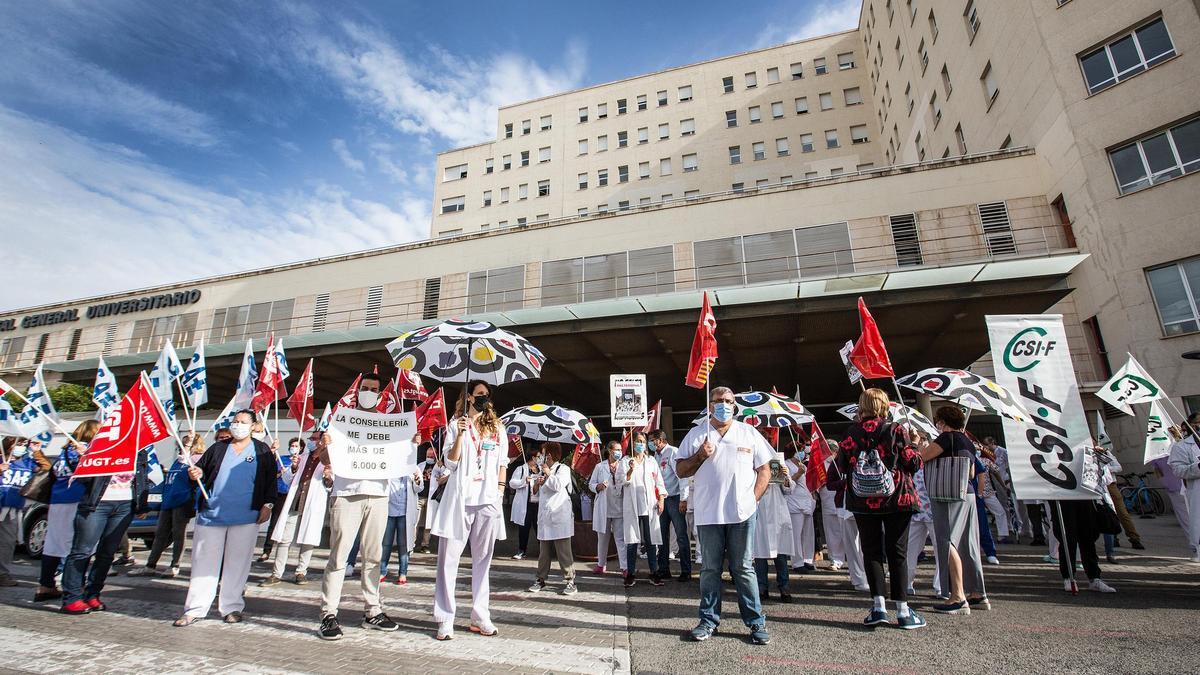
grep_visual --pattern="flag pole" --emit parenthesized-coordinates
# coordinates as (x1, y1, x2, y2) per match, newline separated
(141, 372, 209, 501)
(4, 381, 80, 444)
(173, 378, 196, 436)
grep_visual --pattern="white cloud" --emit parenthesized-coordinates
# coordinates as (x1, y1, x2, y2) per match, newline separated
(756, 0, 862, 47)
(331, 138, 366, 173)
(0, 106, 429, 311)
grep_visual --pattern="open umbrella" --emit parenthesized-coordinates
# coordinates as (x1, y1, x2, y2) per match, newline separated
(693, 390, 815, 427)
(501, 404, 600, 446)
(386, 318, 546, 386)
(837, 401, 939, 438)
(895, 367, 1031, 424)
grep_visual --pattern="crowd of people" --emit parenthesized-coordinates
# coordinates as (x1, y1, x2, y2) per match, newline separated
(2, 372, 1199, 644)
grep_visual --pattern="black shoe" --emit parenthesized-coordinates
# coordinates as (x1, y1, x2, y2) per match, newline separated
(677, 572, 693, 582)
(802, 563, 816, 572)
(1106, 554, 1118, 564)
(623, 574, 636, 588)
(650, 575, 666, 587)
(778, 591, 793, 603)
(363, 612, 399, 632)
(759, 590, 771, 602)
(1031, 538, 1047, 547)
(318, 614, 344, 640)
(1131, 540, 1145, 550)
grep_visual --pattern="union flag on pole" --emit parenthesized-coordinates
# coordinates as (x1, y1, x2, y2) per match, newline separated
(415, 388, 447, 433)
(685, 292, 718, 389)
(805, 421, 833, 493)
(286, 359, 316, 432)
(571, 438, 601, 478)
(397, 369, 428, 401)
(376, 380, 401, 414)
(74, 374, 172, 479)
(251, 334, 289, 412)
(332, 374, 362, 415)
(848, 297, 895, 379)
(640, 400, 662, 433)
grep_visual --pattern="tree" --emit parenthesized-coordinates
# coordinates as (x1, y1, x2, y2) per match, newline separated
(50, 383, 96, 412)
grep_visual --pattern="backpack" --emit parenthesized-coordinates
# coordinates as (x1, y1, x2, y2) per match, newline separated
(851, 446, 897, 499)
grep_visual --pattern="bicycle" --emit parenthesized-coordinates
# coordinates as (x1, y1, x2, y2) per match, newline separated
(1117, 472, 1166, 518)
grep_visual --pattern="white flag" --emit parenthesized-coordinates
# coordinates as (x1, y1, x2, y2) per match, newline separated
(147, 340, 184, 421)
(0, 377, 26, 436)
(316, 403, 333, 432)
(1143, 399, 1175, 463)
(17, 364, 59, 443)
(181, 340, 208, 407)
(274, 337, 290, 380)
(232, 339, 257, 410)
(1093, 411, 1112, 452)
(839, 339, 863, 385)
(206, 396, 239, 438)
(92, 356, 121, 421)
(1096, 354, 1166, 415)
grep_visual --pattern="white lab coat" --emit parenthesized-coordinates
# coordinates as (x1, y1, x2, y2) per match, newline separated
(784, 458, 815, 514)
(752, 481, 795, 559)
(426, 464, 450, 533)
(589, 461, 623, 534)
(620, 455, 665, 546)
(536, 463, 574, 541)
(270, 450, 329, 547)
(430, 420, 508, 543)
(508, 462, 537, 526)
(1168, 435, 1200, 553)
(388, 475, 424, 553)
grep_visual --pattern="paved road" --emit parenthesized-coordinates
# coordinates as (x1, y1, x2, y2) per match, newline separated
(0, 516, 1195, 674)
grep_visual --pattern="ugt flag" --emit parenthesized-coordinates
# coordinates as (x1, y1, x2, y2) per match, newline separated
(180, 340, 208, 407)
(74, 374, 173, 479)
(147, 341, 184, 421)
(287, 359, 316, 432)
(18, 364, 59, 444)
(1096, 354, 1165, 415)
(684, 292, 718, 389)
(232, 339, 258, 410)
(397, 369, 428, 401)
(93, 357, 121, 421)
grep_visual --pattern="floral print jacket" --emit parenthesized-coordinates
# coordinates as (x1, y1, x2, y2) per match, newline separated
(830, 417, 923, 515)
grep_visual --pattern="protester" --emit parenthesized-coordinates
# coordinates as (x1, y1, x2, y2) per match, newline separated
(818, 470, 846, 571)
(589, 441, 626, 574)
(127, 434, 201, 578)
(317, 373, 403, 639)
(528, 442, 577, 595)
(260, 432, 328, 587)
(36, 425, 96, 600)
(431, 380, 508, 641)
(825, 444, 870, 592)
(676, 385, 773, 645)
(413, 444, 437, 554)
(972, 447, 1002, 566)
(258, 436, 300, 564)
(621, 431, 666, 589)
(1149, 453, 1190, 545)
(906, 462, 944, 599)
(751, 450, 793, 603)
(919, 405, 988, 615)
(982, 436, 1020, 542)
(1048, 446, 1116, 593)
(1, 437, 40, 588)
(1167, 413, 1200, 563)
(834, 388, 924, 629)
(976, 446, 1010, 550)
(651, 429, 692, 582)
(782, 443, 815, 572)
(215, 427, 233, 443)
(173, 410, 278, 626)
(381, 469, 423, 585)
(508, 451, 540, 560)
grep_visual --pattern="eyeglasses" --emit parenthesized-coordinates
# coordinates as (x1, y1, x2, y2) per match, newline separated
(710, 399, 734, 405)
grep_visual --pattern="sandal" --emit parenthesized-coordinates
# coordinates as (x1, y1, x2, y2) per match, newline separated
(223, 612, 244, 624)
(173, 616, 200, 627)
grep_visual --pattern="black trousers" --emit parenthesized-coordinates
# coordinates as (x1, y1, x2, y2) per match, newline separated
(518, 500, 540, 554)
(1026, 502, 1047, 542)
(856, 510, 913, 602)
(261, 495, 287, 555)
(1050, 501, 1102, 580)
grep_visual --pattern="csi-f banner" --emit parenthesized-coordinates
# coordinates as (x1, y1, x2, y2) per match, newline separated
(1143, 399, 1175, 464)
(610, 374, 648, 427)
(74, 375, 172, 479)
(987, 315, 1096, 500)
(1096, 353, 1165, 415)
(325, 409, 418, 480)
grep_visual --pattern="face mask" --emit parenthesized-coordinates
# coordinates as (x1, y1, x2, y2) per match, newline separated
(288, 445, 300, 454)
(357, 390, 380, 409)
(229, 423, 252, 440)
(712, 402, 734, 423)
(610, 451, 622, 462)
(472, 394, 490, 412)
(304, 439, 317, 450)
(11, 444, 27, 458)
(251, 431, 266, 441)
(633, 442, 646, 454)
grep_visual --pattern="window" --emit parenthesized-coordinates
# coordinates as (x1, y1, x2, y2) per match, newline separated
(505, 123, 513, 138)
(726, 110, 738, 128)
(578, 139, 588, 155)
(749, 106, 762, 123)
(639, 196, 651, 205)
(830, 167, 844, 176)
(896, 38, 903, 67)
(964, 0, 980, 40)
(467, 265, 524, 313)
(731, 182, 745, 193)
(657, 90, 668, 106)
(658, 123, 669, 140)
(1108, 117, 1200, 194)
(662, 193, 674, 201)
(618, 200, 630, 211)
(886, 0, 894, 22)
(929, 9, 939, 42)
(955, 123, 968, 155)
(618, 165, 630, 182)
(838, 52, 855, 70)
(443, 163, 468, 181)
(639, 161, 651, 179)
(981, 62, 998, 107)
(890, 213, 923, 266)
(1079, 17, 1176, 95)
(538, 179, 550, 197)
(916, 131, 925, 160)
(578, 173, 588, 190)
(483, 190, 492, 207)
(679, 85, 693, 102)
(485, 158, 494, 174)
(907, 0, 917, 22)
(502, 154, 512, 170)
(905, 83, 914, 115)
(781, 175, 793, 184)
(598, 169, 609, 187)
(579, 107, 589, 123)
(941, 64, 953, 96)
(617, 98, 627, 115)
(597, 103, 608, 119)
(440, 195, 465, 214)
(753, 142, 766, 160)
(538, 146, 551, 163)
(729, 145, 742, 164)
(683, 153, 698, 172)
(978, 201, 1017, 256)
(723, 76, 735, 93)
(756, 178, 769, 188)
(800, 133, 814, 152)
(1147, 257, 1200, 335)
(790, 62, 803, 79)
(814, 57, 827, 75)
(660, 158, 672, 176)
(844, 87, 862, 106)
(851, 125, 869, 144)
(680, 118, 696, 136)
(776, 137, 790, 156)
(540, 115, 552, 131)
(745, 72, 758, 89)
(930, 93, 942, 127)
(857, 163, 875, 171)
(826, 129, 840, 148)
(522, 119, 531, 135)
(795, 97, 809, 114)
(597, 204, 609, 213)
(500, 187, 510, 203)
(520, 150, 530, 167)
(819, 93, 833, 111)
(637, 94, 648, 111)
(597, 134, 608, 151)
(618, 130, 629, 148)
(638, 127, 649, 144)
(518, 183, 528, 199)
(1000, 135, 1012, 150)
(918, 39, 928, 72)
(517, 217, 527, 226)
(805, 171, 818, 180)
(771, 101, 784, 119)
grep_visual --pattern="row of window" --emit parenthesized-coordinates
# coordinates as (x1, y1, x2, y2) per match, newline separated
(720, 53, 856, 95)
(576, 87, 692, 123)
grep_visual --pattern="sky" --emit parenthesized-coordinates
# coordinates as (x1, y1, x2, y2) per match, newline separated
(0, 0, 862, 312)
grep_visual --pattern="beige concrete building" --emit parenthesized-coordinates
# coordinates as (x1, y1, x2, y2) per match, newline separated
(2, 1, 1198, 466)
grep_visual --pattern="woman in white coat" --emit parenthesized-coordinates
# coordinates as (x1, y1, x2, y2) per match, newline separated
(753, 451, 795, 602)
(621, 432, 666, 589)
(783, 444, 815, 572)
(528, 442, 577, 594)
(431, 381, 508, 641)
(589, 442, 626, 574)
(508, 454, 540, 560)
(261, 434, 329, 586)
(1168, 413, 1200, 563)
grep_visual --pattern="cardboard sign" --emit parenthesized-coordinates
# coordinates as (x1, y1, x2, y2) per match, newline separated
(610, 374, 648, 427)
(326, 409, 418, 480)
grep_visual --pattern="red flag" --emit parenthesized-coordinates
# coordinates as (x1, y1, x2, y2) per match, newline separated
(397, 369, 428, 401)
(685, 292, 718, 389)
(251, 334, 289, 412)
(286, 359, 316, 432)
(332, 374, 361, 416)
(507, 433, 524, 459)
(640, 400, 662, 433)
(848, 297, 894, 379)
(571, 441, 601, 478)
(415, 388, 447, 433)
(763, 426, 780, 448)
(74, 374, 172, 479)
(619, 428, 632, 451)
(805, 421, 832, 493)
(376, 381, 401, 414)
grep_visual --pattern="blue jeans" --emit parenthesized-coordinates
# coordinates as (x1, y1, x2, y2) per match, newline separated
(1103, 533, 1116, 557)
(697, 514, 765, 630)
(975, 497, 996, 558)
(658, 495, 692, 574)
(62, 500, 133, 604)
(625, 515, 660, 577)
(381, 515, 409, 577)
(754, 554, 790, 594)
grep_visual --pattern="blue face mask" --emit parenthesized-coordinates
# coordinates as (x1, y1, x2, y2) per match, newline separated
(712, 402, 735, 423)
(633, 442, 646, 454)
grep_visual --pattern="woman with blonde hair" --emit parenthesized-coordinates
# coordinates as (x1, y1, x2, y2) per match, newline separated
(35, 421, 99, 602)
(430, 380, 508, 641)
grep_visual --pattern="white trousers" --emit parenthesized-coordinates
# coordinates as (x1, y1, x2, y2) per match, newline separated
(596, 517, 627, 570)
(44, 502, 82, 559)
(1185, 483, 1200, 555)
(1166, 489, 1191, 540)
(819, 488, 845, 563)
(788, 512, 815, 565)
(839, 514, 867, 587)
(183, 523, 259, 618)
(434, 503, 500, 624)
(271, 512, 314, 578)
(981, 495, 1010, 538)
(905, 517, 942, 595)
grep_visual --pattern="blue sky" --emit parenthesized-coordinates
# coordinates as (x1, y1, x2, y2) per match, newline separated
(0, 0, 860, 312)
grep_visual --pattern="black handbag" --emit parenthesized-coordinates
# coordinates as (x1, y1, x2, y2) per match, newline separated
(1094, 502, 1122, 536)
(19, 470, 55, 504)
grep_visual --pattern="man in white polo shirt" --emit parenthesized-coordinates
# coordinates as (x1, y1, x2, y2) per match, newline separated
(676, 385, 773, 645)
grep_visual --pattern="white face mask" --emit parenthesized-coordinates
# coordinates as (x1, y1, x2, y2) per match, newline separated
(229, 423, 252, 440)
(610, 451, 622, 462)
(251, 431, 267, 441)
(357, 389, 380, 409)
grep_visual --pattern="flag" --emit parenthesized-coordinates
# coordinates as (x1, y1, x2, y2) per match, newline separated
(147, 341, 184, 421)
(316, 403, 333, 432)
(619, 428, 632, 451)
(508, 433, 524, 460)
(74, 374, 172, 479)
(849, 297, 894, 379)
(180, 340, 208, 408)
(571, 439, 601, 478)
(805, 421, 832, 493)
(685, 291, 718, 388)
(287, 359, 316, 432)
(1096, 354, 1166, 415)
(838, 339, 863, 385)
(376, 380, 401, 414)
(208, 396, 238, 435)
(641, 400, 662, 433)
(232, 339, 258, 410)
(333, 374, 361, 414)
(397, 369, 428, 401)
(92, 357, 121, 421)
(1093, 411, 1113, 452)
(415, 388, 447, 433)
(762, 426, 780, 447)
(0, 377, 25, 436)
(1143, 400, 1175, 463)
(251, 334, 288, 413)
(17, 364, 59, 443)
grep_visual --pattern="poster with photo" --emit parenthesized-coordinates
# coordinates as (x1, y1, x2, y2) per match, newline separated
(609, 374, 648, 427)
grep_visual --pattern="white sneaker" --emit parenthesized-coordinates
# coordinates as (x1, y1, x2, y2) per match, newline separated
(986, 556, 1000, 565)
(1088, 579, 1116, 593)
(830, 561, 845, 570)
(436, 620, 454, 641)
(160, 566, 180, 578)
(125, 566, 156, 577)
(1063, 579, 1074, 592)
(1190, 555, 1200, 563)
(854, 583, 870, 592)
